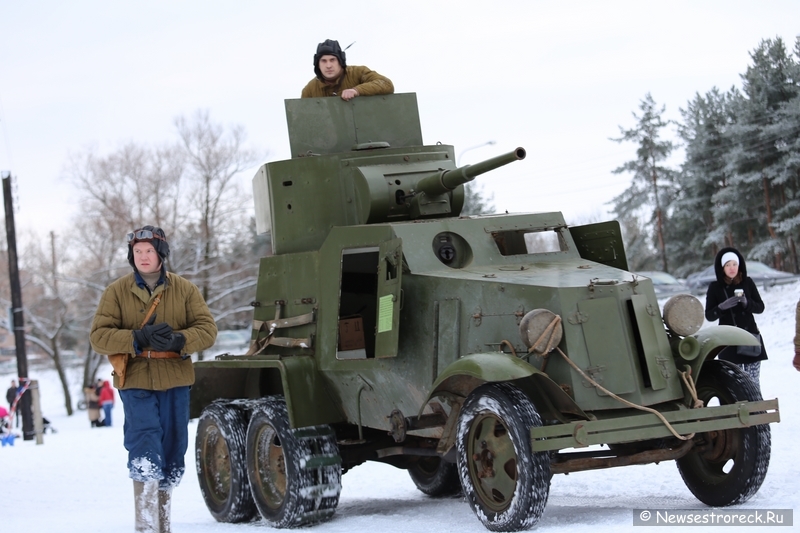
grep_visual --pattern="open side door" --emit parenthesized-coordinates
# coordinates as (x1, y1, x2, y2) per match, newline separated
(569, 220, 629, 271)
(375, 238, 403, 358)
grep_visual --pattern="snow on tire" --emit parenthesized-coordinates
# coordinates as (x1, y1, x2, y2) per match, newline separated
(677, 360, 771, 506)
(196, 401, 258, 523)
(245, 396, 342, 528)
(456, 382, 550, 532)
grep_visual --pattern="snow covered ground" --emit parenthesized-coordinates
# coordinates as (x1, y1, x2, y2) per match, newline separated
(3, 282, 799, 532)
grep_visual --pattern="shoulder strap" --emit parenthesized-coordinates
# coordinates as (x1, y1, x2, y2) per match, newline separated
(140, 293, 163, 328)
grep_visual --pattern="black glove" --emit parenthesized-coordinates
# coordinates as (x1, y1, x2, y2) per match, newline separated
(739, 294, 748, 309)
(718, 296, 740, 310)
(163, 333, 185, 354)
(133, 314, 173, 349)
(149, 330, 175, 351)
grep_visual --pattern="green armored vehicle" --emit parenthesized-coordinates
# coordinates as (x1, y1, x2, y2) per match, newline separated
(190, 94, 780, 531)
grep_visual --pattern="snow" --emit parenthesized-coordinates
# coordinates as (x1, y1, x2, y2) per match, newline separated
(3, 282, 799, 532)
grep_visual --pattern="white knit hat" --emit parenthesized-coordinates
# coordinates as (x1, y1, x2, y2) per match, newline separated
(720, 251, 739, 268)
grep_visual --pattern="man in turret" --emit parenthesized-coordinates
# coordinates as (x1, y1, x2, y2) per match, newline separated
(301, 39, 393, 100)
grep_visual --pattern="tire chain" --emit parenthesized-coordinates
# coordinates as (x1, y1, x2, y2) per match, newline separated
(291, 424, 343, 525)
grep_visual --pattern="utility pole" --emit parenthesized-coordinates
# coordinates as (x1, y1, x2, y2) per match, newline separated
(2, 172, 34, 440)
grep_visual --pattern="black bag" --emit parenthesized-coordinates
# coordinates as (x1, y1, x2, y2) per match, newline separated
(736, 333, 762, 357)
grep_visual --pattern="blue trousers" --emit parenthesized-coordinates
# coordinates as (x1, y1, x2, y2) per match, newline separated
(119, 387, 190, 489)
(102, 403, 113, 426)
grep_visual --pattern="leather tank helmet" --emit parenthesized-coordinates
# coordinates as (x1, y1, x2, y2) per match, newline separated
(314, 39, 347, 80)
(127, 225, 170, 269)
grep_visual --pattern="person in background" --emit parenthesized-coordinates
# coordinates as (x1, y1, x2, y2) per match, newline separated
(90, 225, 217, 533)
(0, 404, 9, 433)
(794, 297, 800, 372)
(301, 39, 393, 100)
(704, 247, 768, 391)
(6, 379, 19, 428)
(5, 379, 14, 408)
(84, 383, 102, 427)
(98, 380, 115, 427)
(0, 404, 15, 445)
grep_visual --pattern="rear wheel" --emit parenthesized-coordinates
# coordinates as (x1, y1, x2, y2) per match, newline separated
(677, 360, 771, 506)
(245, 396, 342, 527)
(196, 402, 258, 523)
(408, 456, 461, 496)
(456, 383, 550, 531)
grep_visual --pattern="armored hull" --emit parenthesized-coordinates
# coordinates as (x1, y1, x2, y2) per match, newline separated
(191, 94, 779, 531)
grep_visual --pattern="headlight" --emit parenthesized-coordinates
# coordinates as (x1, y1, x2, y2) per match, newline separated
(663, 294, 704, 336)
(519, 309, 563, 354)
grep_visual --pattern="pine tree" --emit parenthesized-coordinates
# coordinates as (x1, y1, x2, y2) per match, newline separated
(610, 93, 677, 272)
(460, 183, 496, 216)
(618, 214, 658, 271)
(723, 37, 800, 269)
(770, 37, 800, 273)
(669, 88, 737, 276)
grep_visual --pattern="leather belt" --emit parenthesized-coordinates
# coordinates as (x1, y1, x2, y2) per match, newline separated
(141, 351, 181, 359)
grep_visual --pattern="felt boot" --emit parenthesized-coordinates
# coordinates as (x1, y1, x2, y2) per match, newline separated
(158, 488, 172, 533)
(133, 480, 160, 532)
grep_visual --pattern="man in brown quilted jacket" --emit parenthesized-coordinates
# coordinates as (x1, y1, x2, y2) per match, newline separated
(91, 225, 217, 533)
(301, 39, 393, 100)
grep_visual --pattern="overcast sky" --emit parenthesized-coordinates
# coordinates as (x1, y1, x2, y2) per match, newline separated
(1, 1, 798, 241)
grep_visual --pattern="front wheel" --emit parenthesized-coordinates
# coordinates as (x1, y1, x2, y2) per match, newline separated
(245, 396, 342, 528)
(676, 360, 771, 506)
(456, 383, 550, 532)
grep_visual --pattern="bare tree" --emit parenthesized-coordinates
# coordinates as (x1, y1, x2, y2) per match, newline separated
(60, 144, 189, 396)
(174, 109, 261, 273)
(174, 111, 264, 356)
(55, 111, 264, 370)
(9, 232, 77, 414)
(66, 143, 186, 233)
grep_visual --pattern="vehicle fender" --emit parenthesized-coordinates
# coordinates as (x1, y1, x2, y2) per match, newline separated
(190, 356, 344, 428)
(687, 325, 762, 380)
(423, 352, 588, 423)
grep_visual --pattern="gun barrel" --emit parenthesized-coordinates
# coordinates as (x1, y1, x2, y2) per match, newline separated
(416, 147, 526, 196)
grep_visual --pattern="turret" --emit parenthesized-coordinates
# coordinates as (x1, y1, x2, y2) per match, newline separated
(253, 94, 525, 255)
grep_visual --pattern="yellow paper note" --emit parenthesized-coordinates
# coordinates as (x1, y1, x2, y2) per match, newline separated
(378, 294, 394, 333)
